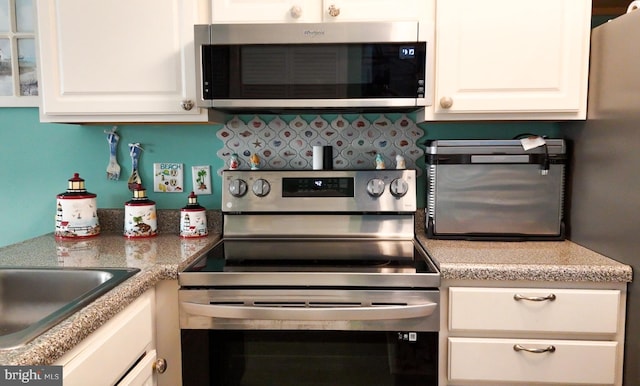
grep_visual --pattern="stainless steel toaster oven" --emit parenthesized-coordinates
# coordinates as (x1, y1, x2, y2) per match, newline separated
(425, 139, 567, 241)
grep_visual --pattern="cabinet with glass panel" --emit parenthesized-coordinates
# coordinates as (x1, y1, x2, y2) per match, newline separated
(0, 0, 37, 106)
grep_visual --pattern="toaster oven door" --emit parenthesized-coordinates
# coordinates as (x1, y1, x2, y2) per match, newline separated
(427, 163, 565, 240)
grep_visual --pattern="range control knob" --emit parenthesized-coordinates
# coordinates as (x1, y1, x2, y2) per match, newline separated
(252, 179, 271, 197)
(390, 178, 409, 197)
(228, 179, 248, 197)
(366, 178, 386, 197)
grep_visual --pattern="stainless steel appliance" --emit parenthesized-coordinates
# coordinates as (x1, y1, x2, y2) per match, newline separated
(179, 169, 440, 386)
(194, 21, 434, 115)
(425, 139, 567, 240)
(563, 9, 640, 385)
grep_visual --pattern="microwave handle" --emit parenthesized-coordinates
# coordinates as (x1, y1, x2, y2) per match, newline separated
(181, 301, 436, 321)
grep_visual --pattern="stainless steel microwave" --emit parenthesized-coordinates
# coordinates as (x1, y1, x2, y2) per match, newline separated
(194, 21, 433, 112)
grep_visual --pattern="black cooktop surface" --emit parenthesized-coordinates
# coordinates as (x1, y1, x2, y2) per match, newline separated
(184, 239, 437, 274)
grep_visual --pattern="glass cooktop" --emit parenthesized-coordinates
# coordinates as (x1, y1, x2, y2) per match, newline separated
(183, 239, 438, 275)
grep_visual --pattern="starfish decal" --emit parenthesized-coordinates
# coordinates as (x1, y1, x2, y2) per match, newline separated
(252, 139, 263, 148)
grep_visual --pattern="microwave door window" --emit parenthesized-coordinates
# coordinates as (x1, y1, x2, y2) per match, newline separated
(239, 46, 289, 98)
(239, 45, 349, 98)
(291, 45, 349, 98)
(206, 43, 425, 100)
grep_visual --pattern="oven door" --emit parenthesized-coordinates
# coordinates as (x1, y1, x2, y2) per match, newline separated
(181, 330, 438, 386)
(180, 289, 439, 386)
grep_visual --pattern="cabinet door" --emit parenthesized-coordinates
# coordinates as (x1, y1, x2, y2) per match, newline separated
(38, 0, 209, 122)
(117, 349, 158, 386)
(56, 291, 154, 386)
(212, 0, 432, 23)
(212, 0, 321, 22)
(320, 0, 431, 22)
(155, 280, 182, 386)
(434, 0, 590, 118)
(449, 337, 618, 385)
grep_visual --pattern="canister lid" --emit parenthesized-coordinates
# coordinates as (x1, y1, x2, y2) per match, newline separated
(58, 173, 96, 198)
(126, 184, 155, 204)
(68, 173, 86, 192)
(182, 191, 204, 210)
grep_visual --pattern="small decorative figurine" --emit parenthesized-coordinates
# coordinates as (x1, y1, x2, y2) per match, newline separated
(180, 191, 208, 238)
(395, 154, 406, 169)
(229, 153, 240, 170)
(127, 143, 144, 191)
(250, 153, 260, 170)
(375, 153, 386, 169)
(105, 127, 121, 180)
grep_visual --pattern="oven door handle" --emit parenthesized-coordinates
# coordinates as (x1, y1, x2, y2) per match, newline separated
(181, 302, 437, 321)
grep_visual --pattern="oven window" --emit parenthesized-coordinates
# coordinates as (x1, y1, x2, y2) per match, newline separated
(182, 330, 438, 386)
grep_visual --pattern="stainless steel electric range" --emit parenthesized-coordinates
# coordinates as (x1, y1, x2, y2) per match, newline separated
(179, 169, 440, 386)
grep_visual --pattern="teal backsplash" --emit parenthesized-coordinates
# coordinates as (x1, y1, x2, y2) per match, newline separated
(0, 108, 559, 247)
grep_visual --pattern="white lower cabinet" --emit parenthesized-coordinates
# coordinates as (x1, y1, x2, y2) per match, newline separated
(443, 284, 626, 386)
(449, 287, 620, 334)
(154, 280, 182, 386)
(449, 338, 617, 385)
(54, 289, 156, 386)
(117, 349, 158, 386)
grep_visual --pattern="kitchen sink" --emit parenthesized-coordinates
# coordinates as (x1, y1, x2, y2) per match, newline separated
(0, 267, 139, 350)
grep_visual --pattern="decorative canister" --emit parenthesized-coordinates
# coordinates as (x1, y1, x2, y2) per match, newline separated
(124, 184, 157, 238)
(55, 173, 100, 239)
(180, 191, 208, 238)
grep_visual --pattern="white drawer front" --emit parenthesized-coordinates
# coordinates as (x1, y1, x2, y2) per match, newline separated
(449, 287, 620, 334)
(117, 349, 157, 386)
(58, 292, 154, 385)
(449, 337, 618, 385)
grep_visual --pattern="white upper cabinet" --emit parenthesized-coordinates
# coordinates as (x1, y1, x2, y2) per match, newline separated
(212, 0, 432, 23)
(37, 0, 211, 123)
(429, 0, 591, 120)
(212, 0, 321, 22)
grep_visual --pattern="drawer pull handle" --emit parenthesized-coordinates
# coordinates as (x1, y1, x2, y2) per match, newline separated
(513, 344, 556, 354)
(513, 293, 556, 302)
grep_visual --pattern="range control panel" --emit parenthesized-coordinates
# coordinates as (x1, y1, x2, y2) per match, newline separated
(222, 169, 417, 213)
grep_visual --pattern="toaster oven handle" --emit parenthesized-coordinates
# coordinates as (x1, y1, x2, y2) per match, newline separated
(470, 155, 530, 163)
(181, 301, 437, 321)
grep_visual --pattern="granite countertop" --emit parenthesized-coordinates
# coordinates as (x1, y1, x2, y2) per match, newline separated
(416, 233, 633, 282)
(0, 209, 633, 365)
(0, 209, 222, 366)
(413, 211, 632, 282)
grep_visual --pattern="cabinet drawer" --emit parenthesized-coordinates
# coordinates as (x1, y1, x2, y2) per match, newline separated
(449, 287, 620, 334)
(117, 349, 157, 386)
(449, 337, 618, 385)
(56, 291, 154, 386)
